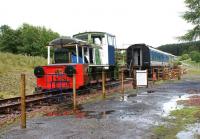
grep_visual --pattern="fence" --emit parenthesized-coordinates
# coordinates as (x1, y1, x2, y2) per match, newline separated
(1, 66, 182, 129)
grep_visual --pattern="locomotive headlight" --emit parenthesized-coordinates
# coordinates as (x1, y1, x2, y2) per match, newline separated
(34, 66, 45, 78)
(64, 66, 76, 77)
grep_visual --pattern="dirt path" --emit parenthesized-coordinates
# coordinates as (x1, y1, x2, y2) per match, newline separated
(1, 75, 200, 139)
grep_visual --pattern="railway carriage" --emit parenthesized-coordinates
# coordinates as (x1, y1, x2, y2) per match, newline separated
(34, 32, 116, 91)
(126, 43, 176, 70)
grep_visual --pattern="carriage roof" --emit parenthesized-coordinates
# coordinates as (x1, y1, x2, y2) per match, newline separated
(128, 43, 176, 57)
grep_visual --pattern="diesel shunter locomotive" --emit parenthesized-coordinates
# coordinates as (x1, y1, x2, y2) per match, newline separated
(34, 32, 116, 91)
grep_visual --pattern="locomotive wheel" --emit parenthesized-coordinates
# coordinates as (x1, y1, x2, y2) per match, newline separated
(34, 66, 45, 78)
(65, 66, 76, 77)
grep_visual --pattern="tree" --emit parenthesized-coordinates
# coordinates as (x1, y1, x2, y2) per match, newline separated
(190, 51, 200, 62)
(0, 25, 22, 53)
(180, 54, 190, 60)
(18, 23, 59, 57)
(158, 41, 200, 56)
(179, 0, 200, 41)
(0, 24, 59, 57)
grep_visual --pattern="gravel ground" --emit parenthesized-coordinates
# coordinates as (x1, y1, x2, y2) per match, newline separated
(1, 75, 200, 139)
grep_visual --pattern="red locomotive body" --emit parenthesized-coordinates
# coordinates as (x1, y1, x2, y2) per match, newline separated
(35, 64, 89, 90)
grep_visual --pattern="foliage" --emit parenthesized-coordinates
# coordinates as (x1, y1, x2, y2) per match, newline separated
(158, 41, 200, 56)
(115, 50, 126, 65)
(179, 0, 200, 41)
(0, 23, 59, 57)
(180, 54, 190, 61)
(172, 60, 182, 67)
(0, 25, 22, 53)
(189, 51, 200, 62)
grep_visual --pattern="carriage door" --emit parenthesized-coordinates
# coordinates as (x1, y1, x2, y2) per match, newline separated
(133, 48, 142, 66)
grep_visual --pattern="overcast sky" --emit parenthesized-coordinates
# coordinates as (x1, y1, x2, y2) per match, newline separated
(0, 0, 191, 48)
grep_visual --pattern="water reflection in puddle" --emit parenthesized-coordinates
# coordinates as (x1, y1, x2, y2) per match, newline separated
(176, 123, 200, 139)
(81, 110, 115, 119)
(45, 108, 115, 119)
(161, 94, 200, 116)
(162, 96, 184, 116)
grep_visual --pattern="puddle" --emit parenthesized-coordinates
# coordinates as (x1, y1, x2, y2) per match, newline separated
(33, 122, 44, 125)
(45, 108, 115, 119)
(137, 92, 149, 97)
(161, 94, 200, 116)
(176, 123, 200, 139)
(140, 92, 148, 95)
(119, 114, 159, 126)
(127, 94, 137, 97)
(147, 90, 155, 93)
(136, 100, 142, 103)
(81, 110, 115, 119)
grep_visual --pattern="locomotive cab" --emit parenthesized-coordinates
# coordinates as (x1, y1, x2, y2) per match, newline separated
(73, 32, 116, 67)
(73, 32, 117, 80)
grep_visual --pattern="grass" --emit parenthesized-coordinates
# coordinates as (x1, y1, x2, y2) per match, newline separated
(153, 107, 200, 139)
(0, 52, 46, 99)
(0, 52, 46, 74)
(181, 59, 200, 75)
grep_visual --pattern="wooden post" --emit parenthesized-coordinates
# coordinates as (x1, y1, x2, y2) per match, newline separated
(158, 67, 160, 80)
(146, 69, 149, 88)
(132, 69, 136, 89)
(73, 73, 76, 110)
(152, 68, 156, 84)
(162, 67, 165, 80)
(102, 70, 106, 99)
(178, 67, 181, 80)
(20, 74, 26, 129)
(121, 68, 124, 94)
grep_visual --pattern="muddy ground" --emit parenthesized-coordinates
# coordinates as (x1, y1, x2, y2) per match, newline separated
(1, 75, 200, 139)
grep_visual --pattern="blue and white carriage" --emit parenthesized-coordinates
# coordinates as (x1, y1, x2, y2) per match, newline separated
(126, 44, 176, 69)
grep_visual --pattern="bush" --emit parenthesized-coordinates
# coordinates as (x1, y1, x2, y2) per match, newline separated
(180, 54, 190, 61)
(190, 51, 200, 62)
(173, 60, 182, 68)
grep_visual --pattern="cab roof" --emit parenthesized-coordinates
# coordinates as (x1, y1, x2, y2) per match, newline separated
(48, 37, 101, 48)
(73, 31, 115, 37)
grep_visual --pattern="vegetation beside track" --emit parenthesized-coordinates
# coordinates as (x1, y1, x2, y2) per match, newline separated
(153, 107, 200, 139)
(181, 59, 200, 75)
(0, 52, 46, 99)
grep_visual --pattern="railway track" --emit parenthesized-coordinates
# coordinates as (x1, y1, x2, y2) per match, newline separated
(0, 79, 132, 115)
(0, 91, 72, 114)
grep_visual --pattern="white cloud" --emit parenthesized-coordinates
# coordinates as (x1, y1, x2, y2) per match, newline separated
(0, 0, 191, 48)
